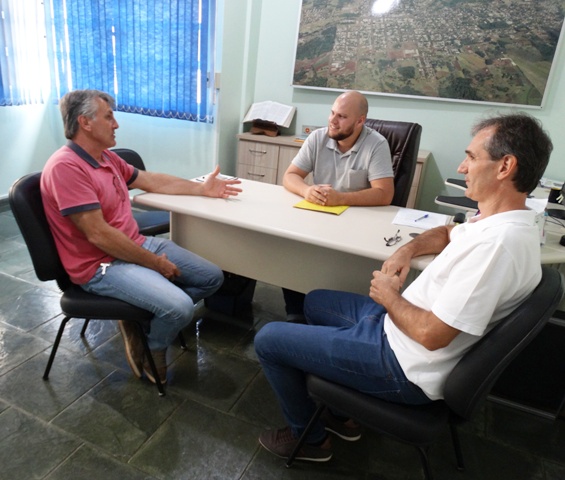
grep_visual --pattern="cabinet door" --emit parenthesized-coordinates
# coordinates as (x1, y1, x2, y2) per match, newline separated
(277, 145, 312, 186)
(237, 141, 279, 169)
(237, 163, 278, 183)
(237, 141, 279, 184)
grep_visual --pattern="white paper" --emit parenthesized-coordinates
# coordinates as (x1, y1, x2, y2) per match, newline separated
(393, 208, 450, 230)
(526, 197, 548, 213)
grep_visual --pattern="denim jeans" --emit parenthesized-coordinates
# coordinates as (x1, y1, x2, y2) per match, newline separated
(255, 289, 430, 443)
(82, 236, 223, 351)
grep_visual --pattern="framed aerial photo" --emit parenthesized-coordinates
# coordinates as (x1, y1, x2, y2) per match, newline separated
(292, 0, 565, 107)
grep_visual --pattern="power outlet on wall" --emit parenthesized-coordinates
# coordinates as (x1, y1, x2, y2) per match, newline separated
(301, 125, 324, 136)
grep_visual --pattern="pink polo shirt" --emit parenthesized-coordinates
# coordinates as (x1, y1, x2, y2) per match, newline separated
(41, 143, 145, 284)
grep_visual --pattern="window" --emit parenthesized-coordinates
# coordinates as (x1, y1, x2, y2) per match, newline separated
(0, 0, 215, 122)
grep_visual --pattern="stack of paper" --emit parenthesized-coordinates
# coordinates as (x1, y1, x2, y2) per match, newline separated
(393, 208, 450, 229)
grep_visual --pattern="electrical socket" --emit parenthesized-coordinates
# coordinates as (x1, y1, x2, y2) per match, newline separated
(301, 125, 324, 136)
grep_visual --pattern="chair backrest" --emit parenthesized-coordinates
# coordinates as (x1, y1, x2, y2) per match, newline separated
(111, 148, 146, 171)
(444, 266, 563, 421)
(364, 119, 422, 207)
(8, 172, 72, 291)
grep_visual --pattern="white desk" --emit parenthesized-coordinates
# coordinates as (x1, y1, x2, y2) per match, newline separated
(135, 179, 565, 295)
(134, 179, 435, 295)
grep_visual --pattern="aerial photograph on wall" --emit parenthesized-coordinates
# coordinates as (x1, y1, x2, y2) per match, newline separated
(293, 0, 565, 106)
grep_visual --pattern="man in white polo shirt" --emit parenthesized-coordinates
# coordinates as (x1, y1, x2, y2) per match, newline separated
(256, 112, 552, 462)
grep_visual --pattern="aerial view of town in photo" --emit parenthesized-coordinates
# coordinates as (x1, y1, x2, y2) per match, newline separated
(293, 0, 565, 106)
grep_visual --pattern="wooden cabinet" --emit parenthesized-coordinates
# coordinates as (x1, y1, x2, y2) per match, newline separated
(236, 134, 301, 185)
(236, 133, 429, 209)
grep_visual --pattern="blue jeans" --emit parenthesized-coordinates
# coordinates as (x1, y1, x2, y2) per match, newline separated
(255, 289, 430, 443)
(82, 236, 223, 351)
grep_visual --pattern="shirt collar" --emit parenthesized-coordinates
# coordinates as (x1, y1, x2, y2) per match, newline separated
(327, 125, 369, 156)
(66, 140, 102, 168)
(467, 209, 537, 227)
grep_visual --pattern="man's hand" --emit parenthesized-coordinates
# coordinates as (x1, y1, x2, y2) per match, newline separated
(154, 253, 180, 280)
(304, 184, 332, 205)
(381, 248, 413, 286)
(370, 270, 402, 307)
(201, 165, 243, 198)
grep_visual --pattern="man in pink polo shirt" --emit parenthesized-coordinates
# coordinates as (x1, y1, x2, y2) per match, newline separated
(41, 89, 242, 384)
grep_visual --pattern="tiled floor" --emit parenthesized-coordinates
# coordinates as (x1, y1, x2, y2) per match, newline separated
(0, 203, 564, 480)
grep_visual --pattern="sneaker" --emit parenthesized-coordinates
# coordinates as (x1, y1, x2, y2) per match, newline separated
(259, 426, 332, 462)
(143, 349, 167, 385)
(322, 409, 363, 441)
(118, 320, 144, 378)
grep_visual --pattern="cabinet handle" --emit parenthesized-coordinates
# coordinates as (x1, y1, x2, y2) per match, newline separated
(247, 172, 265, 177)
(249, 149, 267, 155)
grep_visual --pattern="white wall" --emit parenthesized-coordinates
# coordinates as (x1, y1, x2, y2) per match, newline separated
(2, 0, 565, 213)
(244, 1, 565, 212)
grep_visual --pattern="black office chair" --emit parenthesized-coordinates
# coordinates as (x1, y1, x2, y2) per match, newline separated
(9, 172, 171, 395)
(111, 148, 171, 236)
(435, 177, 479, 213)
(364, 119, 422, 207)
(287, 266, 563, 479)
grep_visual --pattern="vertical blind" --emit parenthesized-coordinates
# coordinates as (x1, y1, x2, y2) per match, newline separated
(0, 0, 50, 105)
(1, 0, 215, 122)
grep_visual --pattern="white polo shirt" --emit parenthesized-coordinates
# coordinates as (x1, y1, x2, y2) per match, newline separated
(384, 209, 542, 400)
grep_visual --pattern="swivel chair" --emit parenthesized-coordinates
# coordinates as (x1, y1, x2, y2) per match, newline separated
(286, 266, 563, 479)
(364, 119, 422, 207)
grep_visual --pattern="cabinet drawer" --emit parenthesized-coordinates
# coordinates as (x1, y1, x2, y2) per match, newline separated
(237, 141, 279, 169)
(237, 163, 278, 184)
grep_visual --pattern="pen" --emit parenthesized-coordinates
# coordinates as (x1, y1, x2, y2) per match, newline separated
(415, 214, 429, 222)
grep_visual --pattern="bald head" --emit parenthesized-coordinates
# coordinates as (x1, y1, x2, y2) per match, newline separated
(335, 91, 368, 117)
(328, 91, 369, 144)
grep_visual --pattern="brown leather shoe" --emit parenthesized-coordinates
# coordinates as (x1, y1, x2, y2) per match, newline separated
(143, 349, 167, 385)
(118, 320, 144, 378)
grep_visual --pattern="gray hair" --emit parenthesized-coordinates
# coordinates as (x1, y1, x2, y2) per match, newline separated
(59, 89, 116, 139)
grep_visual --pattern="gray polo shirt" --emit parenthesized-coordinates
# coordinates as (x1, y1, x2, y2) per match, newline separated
(292, 125, 393, 192)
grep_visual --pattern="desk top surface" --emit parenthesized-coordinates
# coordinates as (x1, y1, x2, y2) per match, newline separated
(135, 179, 565, 267)
(135, 179, 436, 269)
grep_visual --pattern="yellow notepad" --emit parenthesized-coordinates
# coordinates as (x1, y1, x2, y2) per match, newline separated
(293, 199, 349, 215)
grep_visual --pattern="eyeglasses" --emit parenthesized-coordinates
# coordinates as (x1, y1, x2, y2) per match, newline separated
(384, 229, 402, 247)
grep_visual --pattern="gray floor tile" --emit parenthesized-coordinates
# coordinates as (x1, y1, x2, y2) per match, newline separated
(0, 407, 81, 480)
(167, 345, 260, 412)
(0, 271, 35, 299)
(0, 349, 114, 421)
(545, 460, 565, 480)
(0, 286, 61, 331)
(487, 402, 565, 465)
(52, 370, 185, 460)
(0, 212, 23, 240)
(231, 371, 285, 429)
(45, 444, 158, 480)
(0, 242, 33, 276)
(32, 315, 120, 357)
(130, 398, 262, 479)
(0, 323, 51, 376)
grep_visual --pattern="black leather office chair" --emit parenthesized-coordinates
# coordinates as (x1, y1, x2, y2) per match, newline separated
(435, 177, 479, 213)
(287, 266, 563, 479)
(364, 119, 422, 207)
(9, 172, 171, 395)
(111, 148, 171, 236)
